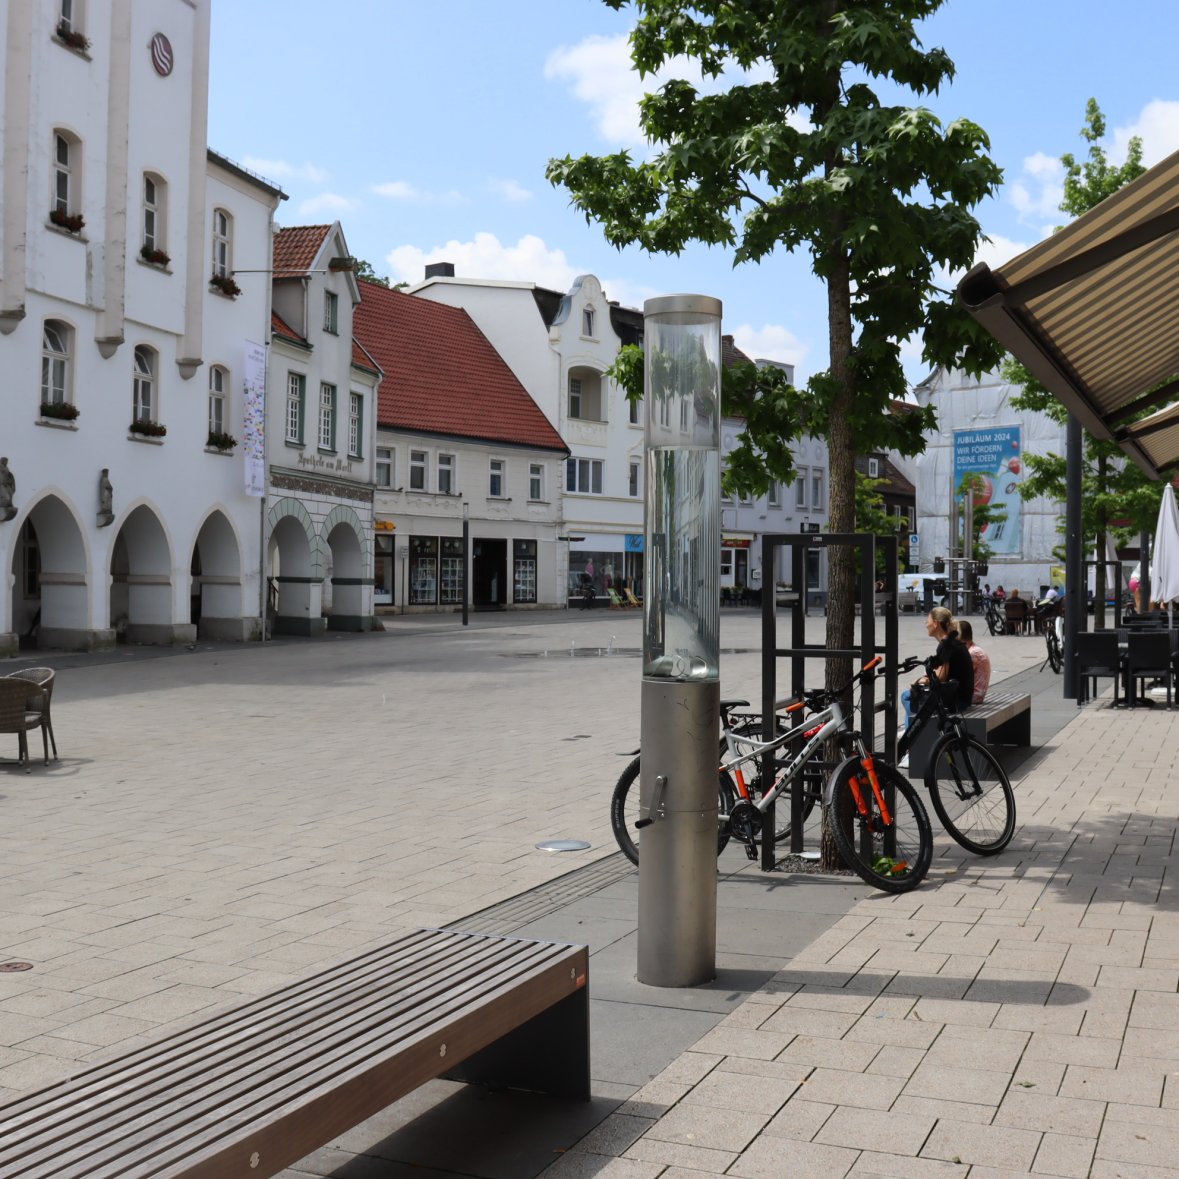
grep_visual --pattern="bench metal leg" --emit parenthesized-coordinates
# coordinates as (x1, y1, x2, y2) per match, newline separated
(447, 984, 590, 1100)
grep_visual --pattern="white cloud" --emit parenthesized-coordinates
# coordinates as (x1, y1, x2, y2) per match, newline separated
(487, 177, 533, 203)
(296, 192, 356, 218)
(371, 180, 420, 200)
(242, 157, 328, 185)
(1112, 99, 1179, 168)
(386, 232, 580, 290)
(545, 32, 792, 148)
(731, 323, 808, 370)
(1009, 151, 1065, 225)
(972, 232, 1034, 273)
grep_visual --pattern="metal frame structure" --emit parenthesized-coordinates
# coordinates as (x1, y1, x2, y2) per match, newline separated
(757, 532, 899, 870)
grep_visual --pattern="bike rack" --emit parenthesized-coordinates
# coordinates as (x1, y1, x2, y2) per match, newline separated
(757, 532, 900, 870)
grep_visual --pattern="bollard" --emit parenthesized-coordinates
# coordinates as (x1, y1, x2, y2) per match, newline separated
(637, 294, 721, 988)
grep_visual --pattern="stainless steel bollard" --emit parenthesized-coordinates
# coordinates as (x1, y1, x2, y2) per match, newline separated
(637, 678, 719, 986)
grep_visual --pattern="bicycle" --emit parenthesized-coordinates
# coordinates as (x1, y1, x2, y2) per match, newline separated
(611, 657, 934, 894)
(981, 592, 1007, 637)
(897, 655, 1017, 854)
(1035, 598, 1063, 674)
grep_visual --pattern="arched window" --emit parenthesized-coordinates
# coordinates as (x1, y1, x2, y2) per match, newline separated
(133, 346, 156, 423)
(208, 365, 228, 435)
(211, 208, 232, 279)
(41, 320, 72, 407)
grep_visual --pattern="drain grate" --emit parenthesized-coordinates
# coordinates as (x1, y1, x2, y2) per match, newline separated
(446, 852, 635, 935)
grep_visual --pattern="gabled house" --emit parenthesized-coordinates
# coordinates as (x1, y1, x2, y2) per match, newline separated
(265, 224, 380, 634)
(353, 282, 568, 612)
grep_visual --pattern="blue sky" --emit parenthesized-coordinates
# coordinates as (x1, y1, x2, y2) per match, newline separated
(207, 1, 1179, 385)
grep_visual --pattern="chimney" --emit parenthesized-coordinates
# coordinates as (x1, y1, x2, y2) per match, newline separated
(424, 262, 455, 279)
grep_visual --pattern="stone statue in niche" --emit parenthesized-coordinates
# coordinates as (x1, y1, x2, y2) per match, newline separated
(97, 468, 114, 527)
(0, 457, 15, 522)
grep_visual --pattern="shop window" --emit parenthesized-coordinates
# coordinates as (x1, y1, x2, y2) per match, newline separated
(440, 537, 464, 604)
(409, 536, 438, 604)
(514, 539, 537, 603)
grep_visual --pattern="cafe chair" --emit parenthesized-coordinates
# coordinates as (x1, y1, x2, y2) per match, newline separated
(1004, 597, 1031, 635)
(1074, 632, 1123, 707)
(0, 678, 43, 770)
(1125, 632, 1174, 707)
(4, 667, 57, 760)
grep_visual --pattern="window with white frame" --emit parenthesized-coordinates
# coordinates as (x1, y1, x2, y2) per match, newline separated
(142, 173, 166, 256)
(529, 463, 544, 501)
(348, 392, 361, 457)
(59, 0, 80, 35)
(568, 377, 582, 418)
(323, 291, 338, 334)
(489, 458, 505, 498)
(812, 470, 824, 510)
(375, 447, 393, 488)
(285, 372, 304, 443)
(41, 320, 71, 408)
(409, 449, 427, 491)
(582, 307, 595, 337)
(867, 457, 880, 478)
(629, 460, 641, 498)
(318, 383, 335, 450)
(132, 345, 156, 423)
(52, 131, 79, 218)
(438, 453, 455, 495)
(208, 365, 227, 435)
(566, 456, 603, 494)
(629, 397, 640, 425)
(767, 480, 780, 508)
(795, 470, 808, 508)
(211, 208, 231, 279)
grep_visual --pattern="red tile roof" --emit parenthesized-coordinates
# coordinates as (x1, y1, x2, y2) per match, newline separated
(722, 334, 754, 368)
(273, 225, 331, 276)
(270, 309, 306, 347)
(354, 281, 567, 453)
(352, 337, 380, 376)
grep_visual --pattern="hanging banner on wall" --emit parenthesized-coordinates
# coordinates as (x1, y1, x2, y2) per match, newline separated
(243, 341, 267, 497)
(952, 425, 1022, 557)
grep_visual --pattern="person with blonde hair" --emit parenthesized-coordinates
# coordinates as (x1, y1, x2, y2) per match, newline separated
(902, 606, 974, 729)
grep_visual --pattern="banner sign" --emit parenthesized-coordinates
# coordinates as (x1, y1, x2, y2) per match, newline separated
(243, 341, 267, 497)
(952, 426, 1022, 557)
(624, 533, 644, 552)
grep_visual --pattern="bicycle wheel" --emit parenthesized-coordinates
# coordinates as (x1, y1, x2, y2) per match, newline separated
(722, 724, 817, 845)
(1047, 632, 1063, 674)
(609, 755, 735, 866)
(925, 735, 1016, 855)
(827, 756, 932, 893)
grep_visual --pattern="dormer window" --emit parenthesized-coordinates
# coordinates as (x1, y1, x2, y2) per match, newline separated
(867, 457, 880, 478)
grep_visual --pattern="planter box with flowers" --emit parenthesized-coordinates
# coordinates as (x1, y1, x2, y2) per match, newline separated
(129, 419, 167, 438)
(209, 273, 241, 298)
(140, 245, 171, 268)
(40, 401, 80, 422)
(206, 431, 237, 452)
(49, 209, 85, 234)
(55, 21, 90, 51)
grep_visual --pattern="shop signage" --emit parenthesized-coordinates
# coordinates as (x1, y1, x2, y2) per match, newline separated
(721, 534, 752, 549)
(374, 520, 395, 532)
(624, 534, 644, 552)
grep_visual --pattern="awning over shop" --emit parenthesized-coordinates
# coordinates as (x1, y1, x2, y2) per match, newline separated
(957, 148, 1179, 478)
(722, 533, 753, 549)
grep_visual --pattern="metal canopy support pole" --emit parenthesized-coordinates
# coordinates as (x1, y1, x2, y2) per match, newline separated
(462, 503, 469, 627)
(1064, 414, 1085, 699)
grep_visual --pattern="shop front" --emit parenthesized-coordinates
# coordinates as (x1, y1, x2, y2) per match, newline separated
(568, 535, 645, 605)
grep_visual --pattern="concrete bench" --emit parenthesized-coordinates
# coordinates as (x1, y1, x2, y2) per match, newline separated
(0, 927, 589, 1179)
(909, 689, 1032, 777)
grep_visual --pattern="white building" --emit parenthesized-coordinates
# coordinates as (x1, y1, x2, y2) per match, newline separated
(913, 366, 1067, 595)
(265, 225, 379, 634)
(0, 1, 282, 655)
(411, 269, 647, 604)
(354, 281, 568, 612)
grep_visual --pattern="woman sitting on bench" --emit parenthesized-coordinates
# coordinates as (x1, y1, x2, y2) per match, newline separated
(958, 620, 991, 704)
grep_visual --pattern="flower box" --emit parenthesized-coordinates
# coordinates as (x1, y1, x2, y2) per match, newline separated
(49, 209, 85, 234)
(40, 401, 80, 421)
(140, 245, 171, 267)
(55, 21, 90, 51)
(209, 273, 241, 298)
(206, 431, 237, 451)
(129, 419, 167, 438)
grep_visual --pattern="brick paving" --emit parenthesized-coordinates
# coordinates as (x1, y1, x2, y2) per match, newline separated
(2, 611, 1176, 1177)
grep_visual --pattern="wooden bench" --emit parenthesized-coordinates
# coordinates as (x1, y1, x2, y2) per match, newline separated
(0, 927, 589, 1179)
(909, 690, 1032, 777)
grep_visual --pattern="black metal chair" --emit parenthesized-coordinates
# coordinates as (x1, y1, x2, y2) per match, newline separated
(1126, 632, 1174, 707)
(1075, 632, 1124, 706)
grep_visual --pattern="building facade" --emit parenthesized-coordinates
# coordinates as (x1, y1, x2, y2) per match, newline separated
(0, 1, 281, 655)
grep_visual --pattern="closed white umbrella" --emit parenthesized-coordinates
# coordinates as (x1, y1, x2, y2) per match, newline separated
(1150, 483, 1179, 628)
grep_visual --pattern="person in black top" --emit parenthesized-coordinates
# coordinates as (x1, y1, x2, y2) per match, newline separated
(902, 606, 974, 728)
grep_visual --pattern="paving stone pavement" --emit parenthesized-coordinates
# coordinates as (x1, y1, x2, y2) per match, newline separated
(3, 609, 1174, 1178)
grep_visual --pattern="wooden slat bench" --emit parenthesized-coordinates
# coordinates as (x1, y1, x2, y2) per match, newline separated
(0, 927, 589, 1179)
(909, 689, 1032, 777)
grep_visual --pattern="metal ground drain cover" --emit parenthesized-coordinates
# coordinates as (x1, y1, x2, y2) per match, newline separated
(535, 839, 592, 853)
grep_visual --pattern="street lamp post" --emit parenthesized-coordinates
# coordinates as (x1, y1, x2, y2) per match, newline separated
(462, 502, 469, 627)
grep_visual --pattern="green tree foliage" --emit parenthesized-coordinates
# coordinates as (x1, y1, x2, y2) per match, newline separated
(547, 0, 1002, 692)
(1004, 99, 1156, 620)
(355, 258, 392, 287)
